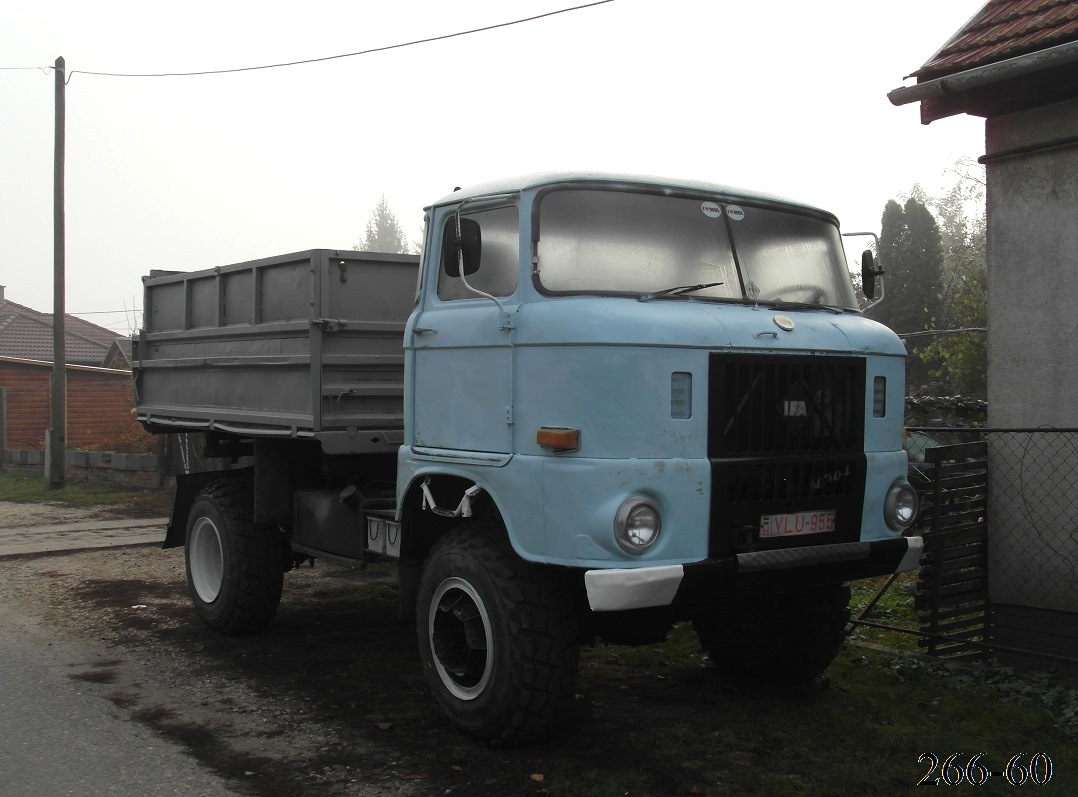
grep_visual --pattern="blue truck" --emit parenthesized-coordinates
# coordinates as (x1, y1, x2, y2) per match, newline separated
(134, 172, 921, 744)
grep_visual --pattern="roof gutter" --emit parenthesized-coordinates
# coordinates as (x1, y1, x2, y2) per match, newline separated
(888, 39, 1078, 107)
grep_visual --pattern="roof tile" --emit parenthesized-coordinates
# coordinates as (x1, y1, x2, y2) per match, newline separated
(0, 298, 116, 367)
(913, 0, 1078, 79)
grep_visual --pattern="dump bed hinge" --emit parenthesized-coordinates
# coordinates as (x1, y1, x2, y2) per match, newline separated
(314, 318, 346, 332)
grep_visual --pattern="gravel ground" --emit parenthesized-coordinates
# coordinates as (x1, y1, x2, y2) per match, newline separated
(0, 502, 732, 797)
(0, 501, 425, 797)
(24, 502, 1067, 797)
(0, 500, 135, 527)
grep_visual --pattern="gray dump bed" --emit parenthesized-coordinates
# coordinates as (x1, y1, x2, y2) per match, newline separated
(133, 249, 419, 454)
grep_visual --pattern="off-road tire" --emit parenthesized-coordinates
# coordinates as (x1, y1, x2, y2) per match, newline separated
(185, 479, 288, 635)
(693, 584, 851, 682)
(417, 523, 580, 745)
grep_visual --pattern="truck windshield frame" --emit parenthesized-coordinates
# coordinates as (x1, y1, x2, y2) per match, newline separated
(533, 188, 859, 311)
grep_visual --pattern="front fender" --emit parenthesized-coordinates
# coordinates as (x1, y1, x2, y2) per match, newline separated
(397, 446, 546, 562)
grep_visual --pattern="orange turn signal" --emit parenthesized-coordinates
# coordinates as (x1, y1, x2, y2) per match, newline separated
(536, 427, 580, 452)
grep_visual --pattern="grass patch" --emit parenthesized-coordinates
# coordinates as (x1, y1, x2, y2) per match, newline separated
(849, 572, 922, 651)
(563, 598, 1076, 796)
(0, 469, 172, 516)
(572, 640, 1077, 796)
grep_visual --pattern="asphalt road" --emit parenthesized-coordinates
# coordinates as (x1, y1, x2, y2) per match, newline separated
(0, 604, 239, 797)
(0, 507, 238, 797)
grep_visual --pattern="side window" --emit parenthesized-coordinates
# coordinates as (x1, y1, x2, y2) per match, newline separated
(438, 205, 519, 301)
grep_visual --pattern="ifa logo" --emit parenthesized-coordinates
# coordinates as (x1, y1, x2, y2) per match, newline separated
(783, 400, 808, 417)
(781, 385, 832, 434)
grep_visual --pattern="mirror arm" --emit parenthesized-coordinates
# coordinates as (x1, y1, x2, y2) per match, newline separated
(843, 231, 886, 311)
(453, 195, 517, 329)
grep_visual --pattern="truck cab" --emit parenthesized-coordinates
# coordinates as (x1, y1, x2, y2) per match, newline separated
(403, 173, 918, 594)
(393, 173, 919, 741)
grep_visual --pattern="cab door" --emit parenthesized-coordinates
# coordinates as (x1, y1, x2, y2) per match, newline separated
(409, 203, 520, 454)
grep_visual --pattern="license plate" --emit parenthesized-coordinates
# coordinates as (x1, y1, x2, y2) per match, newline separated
(760, 509, 836, 539)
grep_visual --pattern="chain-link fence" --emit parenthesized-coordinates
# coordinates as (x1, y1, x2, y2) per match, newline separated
(903, 428, 1078, 672)
(909, 427, 1078, 612)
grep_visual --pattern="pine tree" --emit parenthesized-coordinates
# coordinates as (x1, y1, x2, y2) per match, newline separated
(867, 194, 944, 391)
(356, 195, 412, 254)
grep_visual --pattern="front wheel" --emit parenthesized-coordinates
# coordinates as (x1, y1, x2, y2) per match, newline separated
(185, 479, 288, 635)
(416, 524, 580, 745)
(693, 584, 851, 682)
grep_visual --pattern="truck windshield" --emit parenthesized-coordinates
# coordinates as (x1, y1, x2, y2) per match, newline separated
(535, 189, 858, 310)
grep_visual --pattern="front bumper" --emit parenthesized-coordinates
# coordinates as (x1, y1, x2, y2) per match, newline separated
(584, 535, 923, 611)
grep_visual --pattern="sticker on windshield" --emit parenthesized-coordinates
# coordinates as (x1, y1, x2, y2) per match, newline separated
(746, 280, 761, 300)
(701, 201, 722, 218)
(726, 205, 745, 221)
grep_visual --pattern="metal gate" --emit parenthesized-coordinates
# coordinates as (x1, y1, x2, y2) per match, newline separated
(851, 430, 1078, 674)
(915, 440, 991, 660)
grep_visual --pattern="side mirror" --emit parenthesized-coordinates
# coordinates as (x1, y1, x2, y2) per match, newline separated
(861, 250, 883, 300)
(443, 217, 481, 277)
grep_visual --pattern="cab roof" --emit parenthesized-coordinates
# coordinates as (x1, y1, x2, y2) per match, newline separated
(429, 171, 838, 223)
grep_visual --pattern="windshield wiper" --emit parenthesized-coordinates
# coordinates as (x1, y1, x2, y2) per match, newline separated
(638, 282, 723, 302)
(761, 298, 845, 315)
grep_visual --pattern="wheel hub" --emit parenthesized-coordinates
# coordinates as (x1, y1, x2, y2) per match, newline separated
(429, 577, 493, 700)
(189, 517, 224, 603)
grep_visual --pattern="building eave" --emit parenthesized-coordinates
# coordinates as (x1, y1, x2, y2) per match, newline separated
(889, 39, 1078, 123)
(0, 355, 133, 376)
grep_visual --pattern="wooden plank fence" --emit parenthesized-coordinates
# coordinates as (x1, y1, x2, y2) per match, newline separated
(915, 440, 992, 661)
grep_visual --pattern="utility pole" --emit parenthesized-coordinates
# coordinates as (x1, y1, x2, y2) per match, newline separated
(48, 56, 66, 488)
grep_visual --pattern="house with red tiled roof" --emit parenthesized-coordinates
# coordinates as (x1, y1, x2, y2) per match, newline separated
(889, 0, 1078, 675)
(0, 284, 119, 367)
(0, 285, 152, 454)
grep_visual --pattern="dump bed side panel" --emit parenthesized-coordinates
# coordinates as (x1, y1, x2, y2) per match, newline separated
(133, 250, 418, 447)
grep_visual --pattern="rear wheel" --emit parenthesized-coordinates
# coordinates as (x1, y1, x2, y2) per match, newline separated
(417, 523, 580, 745)
(693, 584, 850, 682)
(185, 479, 288, 635)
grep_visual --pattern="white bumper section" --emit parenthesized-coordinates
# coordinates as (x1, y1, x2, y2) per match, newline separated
(584, 536, 925, 612)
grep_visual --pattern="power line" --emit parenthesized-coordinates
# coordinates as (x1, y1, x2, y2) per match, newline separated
(6, 2, 614, 81)
(70, 310, 142, 315)
(898, 328, 987, 339)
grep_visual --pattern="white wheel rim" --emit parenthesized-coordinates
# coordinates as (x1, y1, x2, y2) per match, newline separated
(189, 517, 224, 603)
(428, 576, 494, 700)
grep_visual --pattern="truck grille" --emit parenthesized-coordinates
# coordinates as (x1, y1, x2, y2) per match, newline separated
(707, 354, 866, 556)
(717, 456, 864, 504)
(707, 353, 864, 457)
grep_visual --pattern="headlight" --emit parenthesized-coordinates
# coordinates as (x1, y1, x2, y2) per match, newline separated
(884, 480, 919, 531)
(614, 497, 661, 554)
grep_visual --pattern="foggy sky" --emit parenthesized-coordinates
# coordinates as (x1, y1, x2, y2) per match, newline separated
(1, 0, 985, 334)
